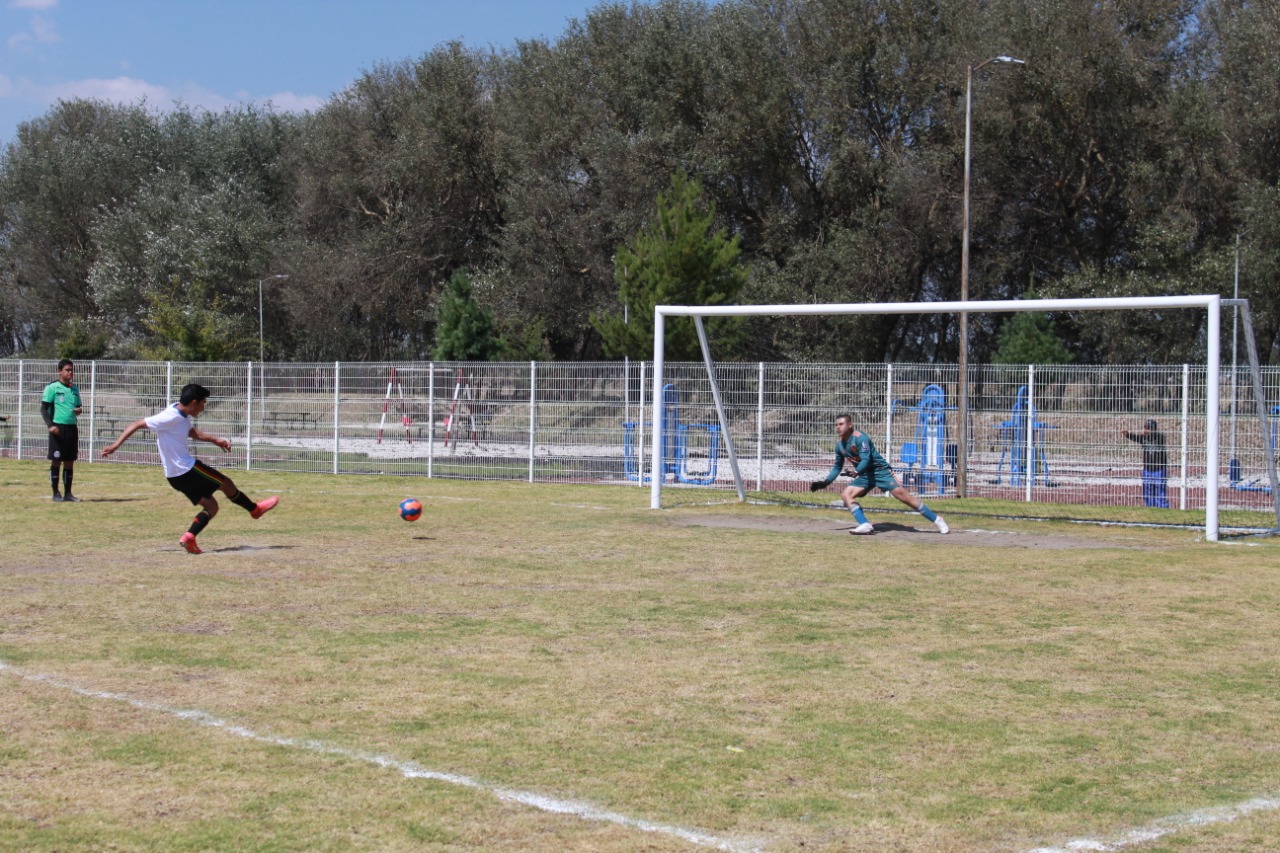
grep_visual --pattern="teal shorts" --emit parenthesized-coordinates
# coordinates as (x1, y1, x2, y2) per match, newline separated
(849, 468, 901, 493)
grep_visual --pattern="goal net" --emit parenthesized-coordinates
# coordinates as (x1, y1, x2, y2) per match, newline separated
(645, 295, 1280, 542)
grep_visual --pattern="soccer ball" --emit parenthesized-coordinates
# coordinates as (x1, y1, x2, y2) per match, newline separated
(398, 498, 423, 522)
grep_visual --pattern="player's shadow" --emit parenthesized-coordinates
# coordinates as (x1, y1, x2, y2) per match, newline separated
(873, 521, 930, 533)
(411, 535, 435, 541)
(207, 545, 297, 553)
(839, 521, 932, 535)
(77, 497, 147, 503)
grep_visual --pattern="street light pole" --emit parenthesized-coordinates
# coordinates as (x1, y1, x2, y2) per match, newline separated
(957, 55, 1024, 498)
(1229, 231, 1248, 479)
(258, 274, 289, 403)
(258, 274, 290, 366)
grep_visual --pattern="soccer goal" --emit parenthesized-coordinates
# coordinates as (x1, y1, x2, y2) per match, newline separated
(647, 295, 1280, 542)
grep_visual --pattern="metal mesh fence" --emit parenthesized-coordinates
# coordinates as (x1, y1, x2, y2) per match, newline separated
(2, 357, 1276, 533)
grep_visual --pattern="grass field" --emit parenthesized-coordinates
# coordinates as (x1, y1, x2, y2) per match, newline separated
(3, 459, 1280, 852)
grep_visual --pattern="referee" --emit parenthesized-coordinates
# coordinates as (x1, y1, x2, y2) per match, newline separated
(41, 358, 83, 502)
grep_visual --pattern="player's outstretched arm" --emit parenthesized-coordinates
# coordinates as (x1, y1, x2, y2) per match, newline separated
(810, 480, 829, 491)
(101, 419, 148, 457)
(189, 427, 231, 453)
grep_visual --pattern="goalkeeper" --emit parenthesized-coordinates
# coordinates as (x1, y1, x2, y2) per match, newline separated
(810, 414, 949, 535)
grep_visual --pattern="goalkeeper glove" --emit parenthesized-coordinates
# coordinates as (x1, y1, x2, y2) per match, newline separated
(809, 480, 828, 492)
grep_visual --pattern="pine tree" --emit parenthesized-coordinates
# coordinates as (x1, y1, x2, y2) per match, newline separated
(991, 307, 1072, 365)
(433, 270, 503, 361)
(592, 169, 747, 360)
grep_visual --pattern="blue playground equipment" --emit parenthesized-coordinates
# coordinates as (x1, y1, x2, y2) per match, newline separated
(624, 383, 721, 485)
(1230, 405, 1280, 493)
(894, 383, 955, 494)
(995, 385, 1056, 487)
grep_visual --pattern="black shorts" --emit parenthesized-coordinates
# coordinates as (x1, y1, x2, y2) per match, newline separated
(47, 423, 79, 462)
(166, 460, 229, 505)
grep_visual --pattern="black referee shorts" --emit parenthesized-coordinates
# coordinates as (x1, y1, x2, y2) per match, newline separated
(47, 423, 79, 462)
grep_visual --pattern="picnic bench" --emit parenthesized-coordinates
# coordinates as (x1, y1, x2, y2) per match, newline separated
(264, 411, 320, 431)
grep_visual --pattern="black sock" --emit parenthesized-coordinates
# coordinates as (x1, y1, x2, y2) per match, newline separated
(62, 468, 73, 496)
(188, 511, 212, 537)
(231, 491, 256, 512)
(50, 464, 60, 495)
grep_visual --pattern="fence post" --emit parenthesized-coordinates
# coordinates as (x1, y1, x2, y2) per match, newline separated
(246, 361, 254, 470)
(1180, 364, 1190, 510)
(1025, 365, 1036, 502)
(528, 361, 537, 483)
(332, 361, 341, 475)
(639, 361, 650, 487)
(884, 363, 894, 458)
(427, 362, 435, 479)
(16, 359, 24, 460)
(87, 361, 97, 462)
(756, 362, 765, 492)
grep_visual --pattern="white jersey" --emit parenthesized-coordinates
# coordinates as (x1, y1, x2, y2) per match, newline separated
(144, 403, 196, 478)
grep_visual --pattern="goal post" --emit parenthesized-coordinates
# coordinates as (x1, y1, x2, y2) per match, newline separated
(651, 295, 1226, 541)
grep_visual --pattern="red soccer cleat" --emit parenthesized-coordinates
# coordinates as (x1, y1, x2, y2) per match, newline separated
(250, 496, 279, 519)
(179, 532, 203, 554)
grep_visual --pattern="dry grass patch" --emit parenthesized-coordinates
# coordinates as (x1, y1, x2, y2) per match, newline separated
(3, 461, 1280, 851)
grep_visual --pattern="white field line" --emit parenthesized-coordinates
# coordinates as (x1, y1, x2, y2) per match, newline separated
(1026, 796, 1280, 852)
(1, 662, 765, 853)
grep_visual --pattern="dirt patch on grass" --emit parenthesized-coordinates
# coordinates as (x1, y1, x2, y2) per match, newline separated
(670, 512, 1149, 549)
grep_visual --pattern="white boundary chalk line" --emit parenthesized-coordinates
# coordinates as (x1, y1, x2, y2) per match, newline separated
(1025, 795, 1280, 852)
(0, 662, 766, 853)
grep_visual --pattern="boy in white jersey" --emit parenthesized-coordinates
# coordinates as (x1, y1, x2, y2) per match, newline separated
(101, 383, 279, 553)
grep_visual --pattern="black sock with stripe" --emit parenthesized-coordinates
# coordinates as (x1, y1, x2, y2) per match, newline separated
(188, 511, 211, 536)
(231, 491, 256, 512)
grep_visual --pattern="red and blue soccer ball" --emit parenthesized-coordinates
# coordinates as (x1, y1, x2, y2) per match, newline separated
(398, 498, 423, 522)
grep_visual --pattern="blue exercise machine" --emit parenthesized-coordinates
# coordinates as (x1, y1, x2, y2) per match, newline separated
(894, 383, 955, 494)
(995, 385, 1056, 487)
(1230, 405, 1280, 493)
(624, 383, 721, 485)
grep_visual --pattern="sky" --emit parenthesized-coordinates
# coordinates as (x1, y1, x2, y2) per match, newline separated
(0, 0, 623, 144)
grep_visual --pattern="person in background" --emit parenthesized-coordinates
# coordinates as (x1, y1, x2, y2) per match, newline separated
(41, 358, 82, 501)
(1124, 419, 1169, 508)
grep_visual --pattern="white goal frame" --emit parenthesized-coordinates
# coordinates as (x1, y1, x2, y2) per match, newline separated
(650, 295, 1225, 541)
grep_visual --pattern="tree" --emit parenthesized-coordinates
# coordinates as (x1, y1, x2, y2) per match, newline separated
(991, 313, 1072, 365)
(433, 269, 503, 361)
(593, 168, 747, 360)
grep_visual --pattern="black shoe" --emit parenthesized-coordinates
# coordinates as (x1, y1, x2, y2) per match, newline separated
(63, 494, 81, 502)
(52, 494, 64, 502)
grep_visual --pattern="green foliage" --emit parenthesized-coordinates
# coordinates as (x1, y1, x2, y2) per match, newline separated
(991, 312, 1073, 366)
(2, 1, 1278, 363)
(433, 269, 503, 361)
(55, 318, 111, 360)
(138, 284, 246, 362)
(592, 168, 747, 359)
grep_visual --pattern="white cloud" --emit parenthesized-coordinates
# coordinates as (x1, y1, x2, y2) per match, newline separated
(28, 13, 57, 41)
(8, 0, 58, 9)
(7, 11, 59, 49)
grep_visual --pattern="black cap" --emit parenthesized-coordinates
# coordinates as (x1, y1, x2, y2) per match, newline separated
(1145, 419, 1158, 431)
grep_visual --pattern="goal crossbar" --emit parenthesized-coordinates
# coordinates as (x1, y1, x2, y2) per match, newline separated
(651, 295, 1223, 540)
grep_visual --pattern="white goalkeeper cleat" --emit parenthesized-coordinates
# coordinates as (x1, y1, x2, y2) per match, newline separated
(935, 515, 950, 534)
(850, 522, 875, 535)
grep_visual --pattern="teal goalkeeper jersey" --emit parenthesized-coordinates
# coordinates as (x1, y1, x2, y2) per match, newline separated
(42, 380, 82, 425)
(825, 429, 889, 484)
